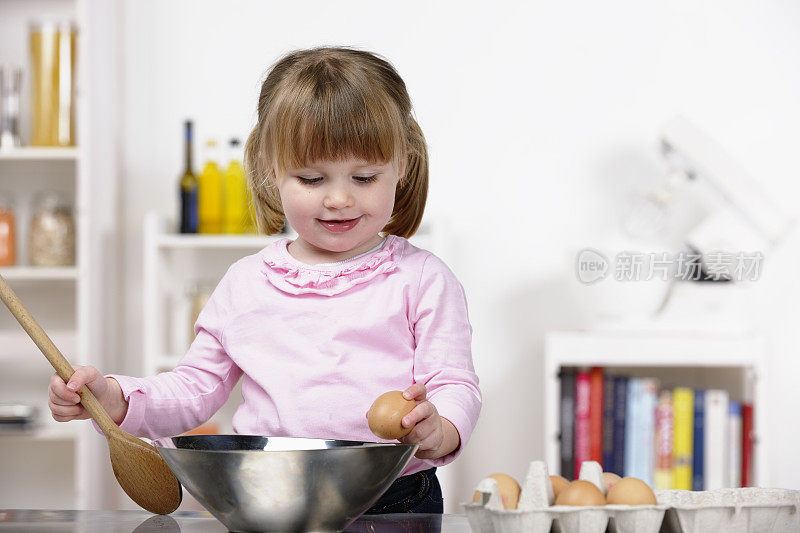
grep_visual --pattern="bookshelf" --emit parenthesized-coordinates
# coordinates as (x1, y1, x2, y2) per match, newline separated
(543, 330, 767, 487)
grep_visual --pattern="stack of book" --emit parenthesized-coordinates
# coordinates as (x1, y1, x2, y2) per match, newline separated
(559, 367, 754, 489)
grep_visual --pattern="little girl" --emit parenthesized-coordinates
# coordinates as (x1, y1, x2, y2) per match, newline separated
(48, 46, 481, 514)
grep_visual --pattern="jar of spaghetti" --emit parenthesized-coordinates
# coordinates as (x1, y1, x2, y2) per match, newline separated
(0, 193, 16, 266)
(29, 21, 77, 146)
(29, 192, 75, 266)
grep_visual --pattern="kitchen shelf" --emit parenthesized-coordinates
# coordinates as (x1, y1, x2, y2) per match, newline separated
(0, 147, 79, 161)
(0, 266, 79, 281)
(0, 330, 77, 360)
(143, 212, 290, 452)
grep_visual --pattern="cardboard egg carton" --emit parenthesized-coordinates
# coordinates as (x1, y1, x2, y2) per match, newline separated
(463, 461, 667, 533)
(464, 461, 800, 533)
(655, 487, 800, 533)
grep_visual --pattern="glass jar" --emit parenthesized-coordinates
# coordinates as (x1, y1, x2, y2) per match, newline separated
(29, 192, 75, 266)
(29, 21, 77, 146)
(187, 281, 214, 346)
(0, 193, 16, 266)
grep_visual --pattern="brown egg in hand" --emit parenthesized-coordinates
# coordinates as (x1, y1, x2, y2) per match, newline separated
(550, 475, 569, 499)
(554, 480, 606, 506)
(605, 477, 657, 505)
(472, 473, 520, 510)
(367, 391, 417, 440)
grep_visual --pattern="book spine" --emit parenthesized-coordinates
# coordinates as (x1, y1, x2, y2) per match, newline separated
(638, 378, 658, 486)
(692, 389, 705, 491)
(704, 390, 730, 490)
(602, 374, 616, 472)
(742, 404, 754, 487)
(624, 379, 639, 478)
(589, 367, 604, 464)
(611, 376, 628, 477)
(672, 387, 694, 490)
(574, 371, 592, 476)
(559, 367, 577, 479)
(654, 390, 674, 490)
(729, 401, 742, 488)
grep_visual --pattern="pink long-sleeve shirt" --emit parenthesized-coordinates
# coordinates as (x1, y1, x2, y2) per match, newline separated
(108, 234, 481, 475)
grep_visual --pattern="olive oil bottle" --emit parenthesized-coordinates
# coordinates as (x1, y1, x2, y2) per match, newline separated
(198, 139, 223, 233)
(179, 120, 198, 234)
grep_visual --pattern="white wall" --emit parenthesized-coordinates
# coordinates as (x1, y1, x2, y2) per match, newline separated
(117, 0, 800, 510)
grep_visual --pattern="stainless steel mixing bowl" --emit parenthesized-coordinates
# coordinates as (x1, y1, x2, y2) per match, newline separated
(156, 435, 418, 532)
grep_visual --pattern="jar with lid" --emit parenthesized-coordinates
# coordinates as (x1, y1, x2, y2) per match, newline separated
(0, 192, 16, 266)
(29, 192, 75, 266)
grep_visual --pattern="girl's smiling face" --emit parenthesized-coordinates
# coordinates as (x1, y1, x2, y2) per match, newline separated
(274, 158, 403, 264)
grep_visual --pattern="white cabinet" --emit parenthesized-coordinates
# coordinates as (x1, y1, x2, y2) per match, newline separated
(0, 0, 120, 509)
(543, 330, 767, 486)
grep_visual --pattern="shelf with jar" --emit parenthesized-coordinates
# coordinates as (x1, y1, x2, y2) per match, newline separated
(0, 3, 80, 274)
(0, 190, 78, 273)
(143, 211, 290, 376)
(0, 0, 115, 511)
(0, 16, 78, 150)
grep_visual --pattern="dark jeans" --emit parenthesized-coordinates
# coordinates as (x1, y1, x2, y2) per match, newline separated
(364, 467, 443, 514)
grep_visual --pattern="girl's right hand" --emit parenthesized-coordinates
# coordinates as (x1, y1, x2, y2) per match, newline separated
(48, 366, 128, 425)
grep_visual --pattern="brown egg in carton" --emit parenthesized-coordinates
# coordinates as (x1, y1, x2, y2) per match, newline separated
(463, 461, 800, 533)
(463, 461, 667, 533)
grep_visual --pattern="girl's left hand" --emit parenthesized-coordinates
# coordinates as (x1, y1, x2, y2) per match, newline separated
(397, 383, 444, 459)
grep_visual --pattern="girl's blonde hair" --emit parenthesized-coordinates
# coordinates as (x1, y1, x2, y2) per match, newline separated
(244, 46, 428, 237)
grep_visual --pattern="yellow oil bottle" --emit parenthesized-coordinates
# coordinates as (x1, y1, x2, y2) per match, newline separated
(198, 139, 223, 233)
(222, 138, 254, 233)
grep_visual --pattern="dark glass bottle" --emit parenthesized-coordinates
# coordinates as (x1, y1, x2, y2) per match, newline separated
(179, 120, 198, 233)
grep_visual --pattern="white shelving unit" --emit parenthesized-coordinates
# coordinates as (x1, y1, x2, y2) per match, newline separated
(543, 330, 767, 487)
(0, 0, 120, 509)
(143, 212, 294, 381)
(0, 0, 86, 511)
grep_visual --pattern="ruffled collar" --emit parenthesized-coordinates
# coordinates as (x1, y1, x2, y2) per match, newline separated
(261, 235, 404, 296)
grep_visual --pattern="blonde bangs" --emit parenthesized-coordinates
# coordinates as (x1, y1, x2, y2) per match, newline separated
(266, 65, 406, 172)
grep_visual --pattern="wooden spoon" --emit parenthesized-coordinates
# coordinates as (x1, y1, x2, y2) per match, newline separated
(0, 274, 182, 514)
